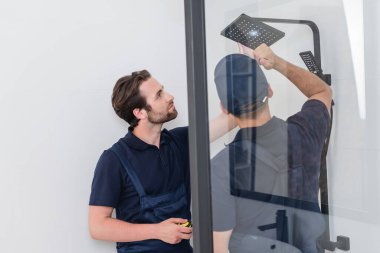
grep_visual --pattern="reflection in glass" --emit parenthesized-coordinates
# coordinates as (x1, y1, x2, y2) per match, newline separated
(210, 32, 328, 253)
(203, 1, 380, 253)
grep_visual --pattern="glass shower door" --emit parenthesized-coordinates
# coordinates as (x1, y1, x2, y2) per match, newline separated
(185, 0, 380, 252)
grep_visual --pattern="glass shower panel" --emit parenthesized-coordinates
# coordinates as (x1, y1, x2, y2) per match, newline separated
(203, 0, 380, 252)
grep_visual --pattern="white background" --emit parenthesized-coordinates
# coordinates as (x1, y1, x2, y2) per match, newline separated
(1, 0, 379, 252)
(0, 1, 188, 252)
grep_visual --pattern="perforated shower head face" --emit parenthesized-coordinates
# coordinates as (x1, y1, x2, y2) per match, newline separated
(221, 14, 285, 50)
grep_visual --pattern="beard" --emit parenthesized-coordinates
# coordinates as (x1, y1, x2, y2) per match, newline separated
(147, 108, 178, 124)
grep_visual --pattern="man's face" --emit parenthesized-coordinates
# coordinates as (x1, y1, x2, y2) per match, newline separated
(139, 77, 178, 124)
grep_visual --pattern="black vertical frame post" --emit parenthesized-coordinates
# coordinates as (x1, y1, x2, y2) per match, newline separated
(184, 0, 214, 252)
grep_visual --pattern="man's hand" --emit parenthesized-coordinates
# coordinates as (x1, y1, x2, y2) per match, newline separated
(252, 43, 279, 70)
(239, 43, 332, 113)
(237, 43, 254, 57)
(238, 43, 278, 70)
(156, 218, 192, 244)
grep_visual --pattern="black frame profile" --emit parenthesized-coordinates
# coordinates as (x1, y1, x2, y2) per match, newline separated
(184, 0, 213, 252)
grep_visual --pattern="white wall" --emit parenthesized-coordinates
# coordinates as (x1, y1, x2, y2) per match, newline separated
(0, 1, 188, 252)
(205, 0, 380, 252)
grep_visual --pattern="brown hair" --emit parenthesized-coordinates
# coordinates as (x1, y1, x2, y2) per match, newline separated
(111, 70, 151, 131)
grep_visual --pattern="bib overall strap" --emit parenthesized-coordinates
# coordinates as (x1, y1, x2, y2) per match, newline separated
(110, 143, 146, 197)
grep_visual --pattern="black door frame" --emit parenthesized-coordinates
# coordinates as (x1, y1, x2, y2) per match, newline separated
(184, 0, 213, 252)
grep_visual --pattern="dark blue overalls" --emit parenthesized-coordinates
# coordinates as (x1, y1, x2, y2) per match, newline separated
(110, 142, 192, 253)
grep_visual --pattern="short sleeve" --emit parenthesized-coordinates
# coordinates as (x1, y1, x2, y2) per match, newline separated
(168, 126, 191, 204)
(169, 127, 189, 147)
(89, 150, 123, 207)
(211, 150, 236, 231)
(287, 99, 330, 148)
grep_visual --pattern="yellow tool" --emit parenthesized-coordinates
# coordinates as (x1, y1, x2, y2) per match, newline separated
(179, 221, 193, 228)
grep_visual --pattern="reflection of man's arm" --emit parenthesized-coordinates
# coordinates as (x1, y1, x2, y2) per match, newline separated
(213, 230, 233, 253)
(209, 111, 237, 142)
(238, 43, 332, 115)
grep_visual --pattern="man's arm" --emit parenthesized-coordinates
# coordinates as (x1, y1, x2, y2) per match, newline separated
(209, 111, 237, 142)
(240, 43, 332, 115)
(88, 206, 192, 244)
(213, 230, 233, 253)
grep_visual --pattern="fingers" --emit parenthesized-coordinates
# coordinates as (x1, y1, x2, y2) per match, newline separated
(259, 57, 270, 65)
(179, 226, 192, 234)
(168, 232, 192, 244)
(256, 43, 268, 51)
(237, 43, 271, 62)
(254, 43, 270, 58)
(238, 43, 270, 60)
(166, 225, 192, 243)
(179, 226, 192, 240)
(159, 218, 192, 244)
(179, 231, 192, 240)
(237, 43, 255, 57)
(237, 43, 244, 54)
(167, 238, 182, 244)
(167, 217, 187, 224)
(252, 43, 276, 70)
(251, 49, 259, 60)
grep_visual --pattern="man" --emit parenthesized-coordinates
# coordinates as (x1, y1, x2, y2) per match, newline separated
(89, 70, 234, 253)
(211, 44, 332, 253)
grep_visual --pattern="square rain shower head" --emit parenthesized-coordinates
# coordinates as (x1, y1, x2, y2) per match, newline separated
(221, 14, 285, 50)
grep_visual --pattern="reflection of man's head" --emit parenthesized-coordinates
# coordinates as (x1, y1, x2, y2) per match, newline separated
(214, 54, 270, 118)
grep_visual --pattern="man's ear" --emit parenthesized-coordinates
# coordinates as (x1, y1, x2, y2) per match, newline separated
(133, 108, 147, 120)
(268, 84, 274, 98)
(219, 102, 230, 115)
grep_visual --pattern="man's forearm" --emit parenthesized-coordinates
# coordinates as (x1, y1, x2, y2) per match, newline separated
(213, 230, 232, 253)
(89, 206, 191, 244)
(209, 112, 237, 142)
(90, 216, 157, 242)
(273, 56, 331, 99)
(247, 43, 332, 110)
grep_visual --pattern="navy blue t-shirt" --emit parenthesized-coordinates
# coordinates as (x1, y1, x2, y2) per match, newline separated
(211, 100, 330, 253)
(89, 127, 190, 250)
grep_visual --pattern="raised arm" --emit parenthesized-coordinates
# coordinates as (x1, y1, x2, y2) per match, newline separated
(209, 111, 237, 142)
(88, 206, 192, 243)
(213, 230, 233, 253)
(253, 44, 332, 114)
(239, 43, 332, 115)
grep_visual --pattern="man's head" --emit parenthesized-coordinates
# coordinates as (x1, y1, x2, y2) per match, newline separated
(112, 70, 177, 131)
(214, 54, 270, 118)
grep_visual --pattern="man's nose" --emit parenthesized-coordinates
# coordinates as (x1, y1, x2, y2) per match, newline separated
(166, 92, 174, 102)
